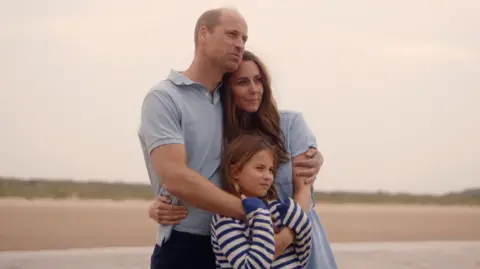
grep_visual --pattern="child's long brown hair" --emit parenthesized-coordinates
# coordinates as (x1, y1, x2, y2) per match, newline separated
(221, 134, 279, 200)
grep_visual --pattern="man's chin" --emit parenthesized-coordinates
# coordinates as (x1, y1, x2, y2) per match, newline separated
(224, 62, 240, 73)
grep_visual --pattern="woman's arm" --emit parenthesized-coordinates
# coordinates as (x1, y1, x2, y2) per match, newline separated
(212, 198, 275, 269)
(288, 112, 322, 212)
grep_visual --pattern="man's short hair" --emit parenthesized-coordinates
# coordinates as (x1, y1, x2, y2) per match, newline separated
(193, 8, 224, 47)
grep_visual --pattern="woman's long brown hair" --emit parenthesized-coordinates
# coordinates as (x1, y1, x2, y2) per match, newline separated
(221, 134, 279, 200)
(220, 50, 289, 164)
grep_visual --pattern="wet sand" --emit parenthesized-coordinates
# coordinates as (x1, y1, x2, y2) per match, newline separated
(0, 198, 479, 251)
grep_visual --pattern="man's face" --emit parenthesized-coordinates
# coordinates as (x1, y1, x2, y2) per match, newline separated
(201, 11, 248, 72)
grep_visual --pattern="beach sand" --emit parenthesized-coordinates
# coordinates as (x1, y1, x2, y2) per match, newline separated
(1, 198, 479, 251)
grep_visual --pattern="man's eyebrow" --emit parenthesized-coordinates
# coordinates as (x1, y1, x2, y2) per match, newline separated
(226, 29, 248, 41)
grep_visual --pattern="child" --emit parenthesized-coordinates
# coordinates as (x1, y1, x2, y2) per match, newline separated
(210, 134, 312, 269)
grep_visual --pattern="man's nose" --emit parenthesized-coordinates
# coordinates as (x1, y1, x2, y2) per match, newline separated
(234, 37, 244, 51)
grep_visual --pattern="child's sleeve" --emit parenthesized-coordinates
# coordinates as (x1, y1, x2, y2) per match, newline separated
(211, 198, 275, 269)
(274, 198, 313, 268)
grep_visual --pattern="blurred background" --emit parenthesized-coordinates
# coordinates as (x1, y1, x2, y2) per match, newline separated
(0, 1, 479, 268)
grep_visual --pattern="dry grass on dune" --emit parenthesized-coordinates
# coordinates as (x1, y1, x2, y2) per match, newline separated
(1, 177, 479, 205)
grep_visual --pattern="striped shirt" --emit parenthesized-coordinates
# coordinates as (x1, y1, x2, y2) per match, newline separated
(211, 197, 312, 269)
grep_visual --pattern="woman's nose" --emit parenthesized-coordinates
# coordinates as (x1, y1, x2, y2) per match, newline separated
(249, 83, 261, 94)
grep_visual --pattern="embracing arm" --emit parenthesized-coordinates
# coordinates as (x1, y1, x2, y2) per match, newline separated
(140, 90, 245, 220)
(151, 145, 245, 219)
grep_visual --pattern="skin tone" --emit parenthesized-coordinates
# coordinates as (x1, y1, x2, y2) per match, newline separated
(228, 59, 312, 211)
(227, 60, 313, 257)
(148, 58, 320, 256)
(149, 9, 249, 226)
(148, 9, 301, 254)
(148, 9, 321, 257)
(184, 9, 248, 93)
(149, 58, 322, 222)
(233, 149, 296, 257)
(227, 60, 263, 113)
(231, 149, 275, 198)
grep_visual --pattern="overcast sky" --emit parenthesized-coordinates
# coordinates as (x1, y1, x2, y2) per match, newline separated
(1, 0, 479, 194)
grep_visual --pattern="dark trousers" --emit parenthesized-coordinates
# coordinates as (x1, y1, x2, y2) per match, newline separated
(150, 230, 216, 269)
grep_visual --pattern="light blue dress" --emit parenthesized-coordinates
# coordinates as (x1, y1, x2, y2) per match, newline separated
(277, 110, 338, 269)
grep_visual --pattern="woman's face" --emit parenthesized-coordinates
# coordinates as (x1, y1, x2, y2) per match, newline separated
(228, 60, 264, 113)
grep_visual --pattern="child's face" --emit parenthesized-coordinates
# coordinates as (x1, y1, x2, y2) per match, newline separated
(232, 149, 275, 198)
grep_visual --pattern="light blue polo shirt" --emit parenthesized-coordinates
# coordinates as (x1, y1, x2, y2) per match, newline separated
(138, 70, 223, 245)
(139, 74, 337, 268)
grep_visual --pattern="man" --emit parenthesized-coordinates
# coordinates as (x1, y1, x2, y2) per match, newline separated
(139, 8, 322, 269)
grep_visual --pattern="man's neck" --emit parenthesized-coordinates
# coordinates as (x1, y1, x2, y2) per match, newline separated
(183, 57, 224, 93)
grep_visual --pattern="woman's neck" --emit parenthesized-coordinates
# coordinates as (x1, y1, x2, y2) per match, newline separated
(236, 109, 255, 130)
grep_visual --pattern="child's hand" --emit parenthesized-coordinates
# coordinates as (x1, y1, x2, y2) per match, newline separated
(241, 194, 267, 214)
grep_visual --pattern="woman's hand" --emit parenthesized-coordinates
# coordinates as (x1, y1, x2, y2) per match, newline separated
(148, 196, 188, 225)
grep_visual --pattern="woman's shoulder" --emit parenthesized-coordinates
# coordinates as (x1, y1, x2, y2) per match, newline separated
(279, 109, 303, 120)
(279, 109, 305, 133)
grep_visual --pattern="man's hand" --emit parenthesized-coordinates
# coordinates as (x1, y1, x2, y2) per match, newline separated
(292, 148, 323, 184)
(148, 196, 188, 225)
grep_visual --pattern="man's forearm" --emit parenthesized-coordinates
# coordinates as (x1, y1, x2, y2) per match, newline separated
(165, 168, 245, 220)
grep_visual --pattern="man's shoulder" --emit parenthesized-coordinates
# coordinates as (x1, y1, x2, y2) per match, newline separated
(147, 79, 182, 99)
(142, 79, 191, 110)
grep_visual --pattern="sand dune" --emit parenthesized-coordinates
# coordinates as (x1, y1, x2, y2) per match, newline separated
(0, 199, 479, 251)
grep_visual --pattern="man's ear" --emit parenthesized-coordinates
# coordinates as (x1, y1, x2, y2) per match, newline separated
(198, 26, 208, 44)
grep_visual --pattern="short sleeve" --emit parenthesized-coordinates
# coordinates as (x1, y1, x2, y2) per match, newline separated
(139, 90, 184, 155)
(289, 113, 317, 157)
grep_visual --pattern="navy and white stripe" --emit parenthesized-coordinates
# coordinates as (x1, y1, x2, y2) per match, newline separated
(269, 198, 313, 268)
(211, 198, 312, 269)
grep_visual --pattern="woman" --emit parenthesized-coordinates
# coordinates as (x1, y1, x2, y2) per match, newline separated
(212, 134, 312, 268)
(149, 50, 338, 269)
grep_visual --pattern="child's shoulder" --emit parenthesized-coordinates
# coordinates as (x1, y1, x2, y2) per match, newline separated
(266, 197, 301, 212)
(211, 214, 245, 226)
(265, 199, 283, 210)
